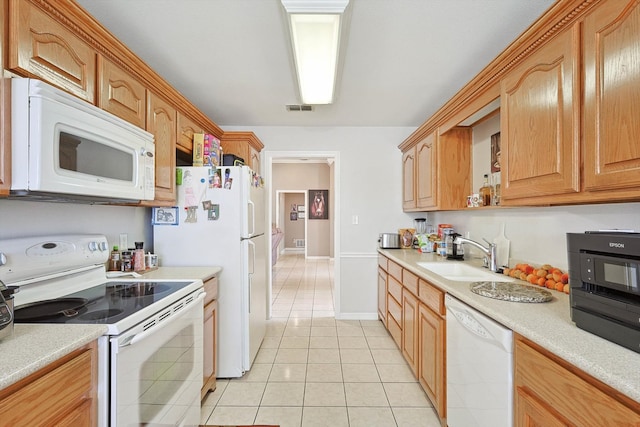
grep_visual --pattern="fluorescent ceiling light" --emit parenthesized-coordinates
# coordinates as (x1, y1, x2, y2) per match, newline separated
(282, 0, 349, 105)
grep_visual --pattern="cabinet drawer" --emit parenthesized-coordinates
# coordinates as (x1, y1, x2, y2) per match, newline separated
(387, 315, 402, 349)
(387, 293, 402, 325)
(388, 260, 403, 282)
(515, 337, 640, 426)
(403, 269, 419, 296)
(378, 255, 388, 271)
(388, 276, 403, 303)
(419, 279, 445, 315)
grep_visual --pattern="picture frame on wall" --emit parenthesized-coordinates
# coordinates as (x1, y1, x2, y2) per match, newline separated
(152, 207, 179, 225)
(309, 189, 329, 220)
(290, 211, 298, 221)
(298, 212, 306, 219)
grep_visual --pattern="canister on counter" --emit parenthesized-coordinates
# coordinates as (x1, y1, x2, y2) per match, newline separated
(398, 228, 416, 248)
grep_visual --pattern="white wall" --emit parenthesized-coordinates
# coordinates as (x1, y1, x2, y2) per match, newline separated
(0, 200, 152, 252)
(225, 125, 417, 318)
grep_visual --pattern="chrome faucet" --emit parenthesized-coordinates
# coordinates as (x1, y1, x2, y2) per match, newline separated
(453, 236, 498, 272)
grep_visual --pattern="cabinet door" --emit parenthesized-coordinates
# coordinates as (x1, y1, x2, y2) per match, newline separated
(202, 299, 217, 399)
(177, 112, 203, 156)
(416, 134, 436, 208)
(402, 290, 419, 377)
(418, 303, 445, 419)
(0, 6, 9, 197)
(500, 27, 579, 201)
(146, 92, 177, 204)
(583, 1, 640, 193)
(8, 0, 96, 102)
(378, 267, 387, 326)
(98, 56, 146, 128)
(402, 147, 416, 210)
(249, 146, 261, 174)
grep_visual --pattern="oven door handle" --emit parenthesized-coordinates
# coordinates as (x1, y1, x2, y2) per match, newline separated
(119, 291, 205, 348)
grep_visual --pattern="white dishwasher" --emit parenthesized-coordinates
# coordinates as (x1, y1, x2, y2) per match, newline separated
(445, 294, 513, 427)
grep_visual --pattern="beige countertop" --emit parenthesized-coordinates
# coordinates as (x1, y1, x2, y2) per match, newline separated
(379, 248, 640, 403)
(137, 266, 221, 281)
(0, 266, 221, 392)
(0, 324, 107, 390)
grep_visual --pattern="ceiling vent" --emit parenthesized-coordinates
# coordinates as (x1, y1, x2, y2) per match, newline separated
(286, 104, 314, 112)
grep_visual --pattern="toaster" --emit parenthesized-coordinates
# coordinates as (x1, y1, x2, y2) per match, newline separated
(378, 233, 401, 249)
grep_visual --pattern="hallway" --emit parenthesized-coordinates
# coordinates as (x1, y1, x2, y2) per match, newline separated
(201, 254, 441, 427)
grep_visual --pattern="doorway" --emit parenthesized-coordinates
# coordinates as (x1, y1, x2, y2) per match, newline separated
(275, 190, 307, 258)
(265, 151, 340, 319)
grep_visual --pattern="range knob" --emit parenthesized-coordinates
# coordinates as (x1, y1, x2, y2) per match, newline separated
(88, 241, 98, 252)
(0, 252, 6, 266)
(99, 241, 108, 252)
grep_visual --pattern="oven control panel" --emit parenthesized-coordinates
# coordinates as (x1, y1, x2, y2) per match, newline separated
(0, 234, 109, 284)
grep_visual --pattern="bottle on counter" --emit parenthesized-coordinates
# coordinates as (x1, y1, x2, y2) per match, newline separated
(108, 246, 121, 271)
(121, 251, 133, 272)
(134, 242, 146, 271)
(479, 174, 494, 206)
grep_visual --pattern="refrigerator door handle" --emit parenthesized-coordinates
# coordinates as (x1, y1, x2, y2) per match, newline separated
(248, 200, 255, 236)
(247, 239, 255, 313)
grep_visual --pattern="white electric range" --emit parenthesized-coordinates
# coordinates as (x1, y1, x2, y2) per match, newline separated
(0, 234, 204, 427)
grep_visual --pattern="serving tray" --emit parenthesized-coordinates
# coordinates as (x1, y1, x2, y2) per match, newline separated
(470, 281, 553, 303)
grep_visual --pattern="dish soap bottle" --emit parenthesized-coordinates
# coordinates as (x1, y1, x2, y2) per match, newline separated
(479, 174, 493, 206)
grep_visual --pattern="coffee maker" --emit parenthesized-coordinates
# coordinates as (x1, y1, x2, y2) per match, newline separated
(446, 232, 464, 260)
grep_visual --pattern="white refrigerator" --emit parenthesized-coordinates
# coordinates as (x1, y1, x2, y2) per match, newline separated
(153, 165, 267, 378)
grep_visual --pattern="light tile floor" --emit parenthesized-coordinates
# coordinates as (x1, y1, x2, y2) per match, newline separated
(201, 253, 441, 427)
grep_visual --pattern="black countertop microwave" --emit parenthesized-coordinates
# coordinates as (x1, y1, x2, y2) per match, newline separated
(567, 232, 640, 354)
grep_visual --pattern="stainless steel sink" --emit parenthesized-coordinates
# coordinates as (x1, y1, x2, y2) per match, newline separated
(417, 262, 514, 282)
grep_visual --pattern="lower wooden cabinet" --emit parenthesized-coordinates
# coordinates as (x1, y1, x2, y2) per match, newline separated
(401, 290, 419, 376)
(377, 267, 387, 327)
(418, 302, 445, 419)
(514, 335, 640, 426)
(201, 276, 218, 399)
(0, 342, 98, 427)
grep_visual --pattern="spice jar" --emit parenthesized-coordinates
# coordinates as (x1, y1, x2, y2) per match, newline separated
(121, 251, 133, 272)
(108, 246, 121, 271)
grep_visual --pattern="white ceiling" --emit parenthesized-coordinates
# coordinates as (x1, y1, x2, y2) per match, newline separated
(75, 0, 556, 128)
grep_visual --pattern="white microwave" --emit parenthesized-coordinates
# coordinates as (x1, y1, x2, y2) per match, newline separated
(11, 78, 155, 202)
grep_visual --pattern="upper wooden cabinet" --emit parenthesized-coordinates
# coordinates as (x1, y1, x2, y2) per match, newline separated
(8, 0, 96, 102)
(402, 148, 416, 210)
(220, 131, 264, 174)
(97, 55, 146, 128)
(177, 112, 204, 156)
(500, 26, 580, 203)
(402, 127, 471, 212)
(0, 2, 10, 197)
(583, 0, 640, 195)
(415, 134, 436, 208)
(145, 92, 177, 205)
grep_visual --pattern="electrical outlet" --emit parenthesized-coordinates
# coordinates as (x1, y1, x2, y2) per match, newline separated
(352, 215, 359, 225)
